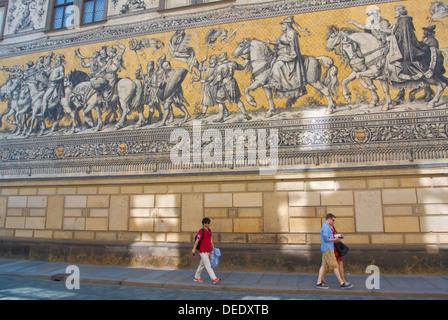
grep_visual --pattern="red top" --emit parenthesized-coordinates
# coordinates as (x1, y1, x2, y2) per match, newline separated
(332, 228, 342, 262)
(197, 228, 212, 253)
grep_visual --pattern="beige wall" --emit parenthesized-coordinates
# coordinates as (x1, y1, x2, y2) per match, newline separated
(1, 168, 447, 249)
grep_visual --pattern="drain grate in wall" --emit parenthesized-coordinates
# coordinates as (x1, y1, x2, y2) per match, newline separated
(51, 273, 70, 281)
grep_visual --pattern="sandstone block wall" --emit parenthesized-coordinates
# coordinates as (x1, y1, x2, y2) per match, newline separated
(1, 170, 447, 251)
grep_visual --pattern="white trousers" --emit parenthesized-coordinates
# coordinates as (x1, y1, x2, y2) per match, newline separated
(194, 252, 216, 280)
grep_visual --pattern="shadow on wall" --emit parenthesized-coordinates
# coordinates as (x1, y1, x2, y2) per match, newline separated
(0, 239, 447, 275)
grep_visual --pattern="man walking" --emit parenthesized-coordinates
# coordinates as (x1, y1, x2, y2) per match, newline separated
(316, 213, 353, 289)
(192, 218, 220, 284)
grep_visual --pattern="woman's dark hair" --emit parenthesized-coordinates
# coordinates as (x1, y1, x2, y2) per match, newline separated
(202, 218, 211, 225)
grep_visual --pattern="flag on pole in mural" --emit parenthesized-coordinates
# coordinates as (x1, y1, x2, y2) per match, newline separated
(129, 38, 165, 54)
(429, 1, 448, 60)
(168, 29, 199, 76)
(430, 1, 448, 19)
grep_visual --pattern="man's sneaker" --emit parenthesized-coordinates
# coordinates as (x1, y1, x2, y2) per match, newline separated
(316, 283, 329, 289)
(213, 278, 220, 284)
(340, 282, 353, 289)
(193, 278, 204, 283)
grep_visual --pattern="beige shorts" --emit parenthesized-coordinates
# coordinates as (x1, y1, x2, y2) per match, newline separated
(322, 249, 339, 270)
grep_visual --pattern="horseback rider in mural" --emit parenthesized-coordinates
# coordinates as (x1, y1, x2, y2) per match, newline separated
(41, 54, 65, 118)
(423, 25, 439, 49)
(382, 5, 438, 105)
(22, 60, 36, 80)
(91, 42, 126, 110)
(383, 6, 428, 83)
(266, 16, 310, 102)
(0, 65, 27, 131)
(75, 49, 101, 78)
(347, 5, 390, 44)
(0, 52, 64, 136)
(409, 25, 442, 103)
(33, 55, 50, 92)
(70, 41, 143, 132)
(345, 5, 391, 107)
(0, 2, 447, 139)
(327, 4, 447, 112)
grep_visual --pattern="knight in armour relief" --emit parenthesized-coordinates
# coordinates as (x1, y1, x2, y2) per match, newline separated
(266, 16, 309, 100)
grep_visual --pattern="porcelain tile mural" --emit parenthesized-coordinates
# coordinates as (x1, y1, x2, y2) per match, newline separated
(0, 0, 447, 179)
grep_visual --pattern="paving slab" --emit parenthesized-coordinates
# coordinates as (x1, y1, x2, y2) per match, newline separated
(0, 259, 446, 299)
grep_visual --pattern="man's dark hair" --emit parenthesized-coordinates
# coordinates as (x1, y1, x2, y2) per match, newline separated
(202, 218, 211, 225)
(326, 213, 335, 220)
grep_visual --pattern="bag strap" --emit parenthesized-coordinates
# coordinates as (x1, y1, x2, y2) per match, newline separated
(198, 228, 206, 239)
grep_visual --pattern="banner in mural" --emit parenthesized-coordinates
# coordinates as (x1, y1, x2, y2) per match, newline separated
(0, 0, 447, 179)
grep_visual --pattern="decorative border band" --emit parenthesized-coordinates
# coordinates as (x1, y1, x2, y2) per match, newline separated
(1, 107, 447, 180)
(0, 0, 402, 58)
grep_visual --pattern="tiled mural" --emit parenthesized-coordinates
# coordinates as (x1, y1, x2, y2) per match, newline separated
(0, 0, 447, 179)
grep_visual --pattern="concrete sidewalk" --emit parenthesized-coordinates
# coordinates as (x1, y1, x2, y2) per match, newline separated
(0, 258, 447, 299)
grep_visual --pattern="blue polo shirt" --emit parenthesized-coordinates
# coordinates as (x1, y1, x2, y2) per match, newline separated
(321, 222, 334, 252)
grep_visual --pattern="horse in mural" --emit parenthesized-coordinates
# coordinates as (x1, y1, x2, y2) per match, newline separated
(232, 38, 340, 116)
(325, 26, 448, 111)
(66, 71, 143, 132)
(0, 75, 32, 135)
(21, 78, 75, 138)
(62, 70, 91, 133)
(325, 26, 391, 110)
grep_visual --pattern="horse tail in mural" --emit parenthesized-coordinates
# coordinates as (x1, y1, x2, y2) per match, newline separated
(113, 78, 144, 130)
(317, 56, 339, 98)
(296, 55, 338, 115)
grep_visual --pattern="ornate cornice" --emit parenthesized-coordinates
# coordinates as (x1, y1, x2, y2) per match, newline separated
(0, 0, 402, 58)
(1, 107, 446, 180)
